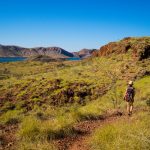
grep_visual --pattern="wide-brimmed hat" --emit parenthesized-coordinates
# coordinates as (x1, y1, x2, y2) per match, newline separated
(128, 81, 133, 85)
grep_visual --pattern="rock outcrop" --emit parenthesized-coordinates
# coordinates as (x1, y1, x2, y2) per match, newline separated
(93, 37, 150, 60)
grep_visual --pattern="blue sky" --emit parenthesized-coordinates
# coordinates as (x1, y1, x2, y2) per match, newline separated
(0, 0, 150, 51)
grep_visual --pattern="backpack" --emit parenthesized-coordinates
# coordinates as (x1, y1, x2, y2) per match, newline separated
(125, 86, 134, 102)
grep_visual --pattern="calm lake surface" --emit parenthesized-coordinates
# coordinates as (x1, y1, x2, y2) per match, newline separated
(0, 57, 81, 63)
(0, 57, 27, 63)
(66, 57, 81, 61)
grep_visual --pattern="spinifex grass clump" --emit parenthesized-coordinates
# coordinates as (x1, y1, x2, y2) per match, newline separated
(75, 94, 113, 120)
(17, 114, 76, 142)
(0, 110, 23, 125)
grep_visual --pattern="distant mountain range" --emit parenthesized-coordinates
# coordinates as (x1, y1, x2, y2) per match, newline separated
(0, 44, 96, 58)
(0, 45, 74, 58)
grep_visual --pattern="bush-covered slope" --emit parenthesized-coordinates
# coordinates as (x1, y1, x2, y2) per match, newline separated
(1, 55, 149, 111)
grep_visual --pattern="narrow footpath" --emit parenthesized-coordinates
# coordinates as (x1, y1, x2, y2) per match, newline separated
(54, 110, 126, 150)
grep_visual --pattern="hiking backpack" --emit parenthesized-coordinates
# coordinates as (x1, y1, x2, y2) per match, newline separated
(125, 86, 134, 102)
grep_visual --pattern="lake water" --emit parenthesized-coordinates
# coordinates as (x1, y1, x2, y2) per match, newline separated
(0, 57, 27, 63)
(0, 57, 81, 63)
(66, 57, 81, 61)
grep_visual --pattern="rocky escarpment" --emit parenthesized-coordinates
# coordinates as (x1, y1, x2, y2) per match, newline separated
(0, 45, 74, 58)
(93, 37, 150, 60)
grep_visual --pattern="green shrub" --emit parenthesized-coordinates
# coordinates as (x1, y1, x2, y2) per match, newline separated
(0, 110, 22, 125)
(16, 101, 27, 110)
(146, 99, 150, 107)
(1, 101, 16, 112)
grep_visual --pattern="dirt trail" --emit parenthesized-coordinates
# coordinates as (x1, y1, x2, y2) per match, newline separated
(54, 111, 126, 150)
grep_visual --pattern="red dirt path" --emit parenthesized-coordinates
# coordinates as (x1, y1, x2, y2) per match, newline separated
(54, 111, 125, 150)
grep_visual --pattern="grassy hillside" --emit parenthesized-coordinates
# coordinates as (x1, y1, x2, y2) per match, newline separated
(0, 37, 150, 150)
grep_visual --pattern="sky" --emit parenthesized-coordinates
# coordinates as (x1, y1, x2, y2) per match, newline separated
(0, 0, 150, 51)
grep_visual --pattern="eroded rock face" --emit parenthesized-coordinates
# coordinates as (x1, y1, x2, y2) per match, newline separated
(93, 37, 150, 60)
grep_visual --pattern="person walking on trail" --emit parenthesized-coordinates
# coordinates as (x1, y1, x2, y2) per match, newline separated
(124, 81, 135, 116)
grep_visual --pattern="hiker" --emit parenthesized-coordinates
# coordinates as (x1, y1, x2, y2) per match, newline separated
(124, 81, 135, 116)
